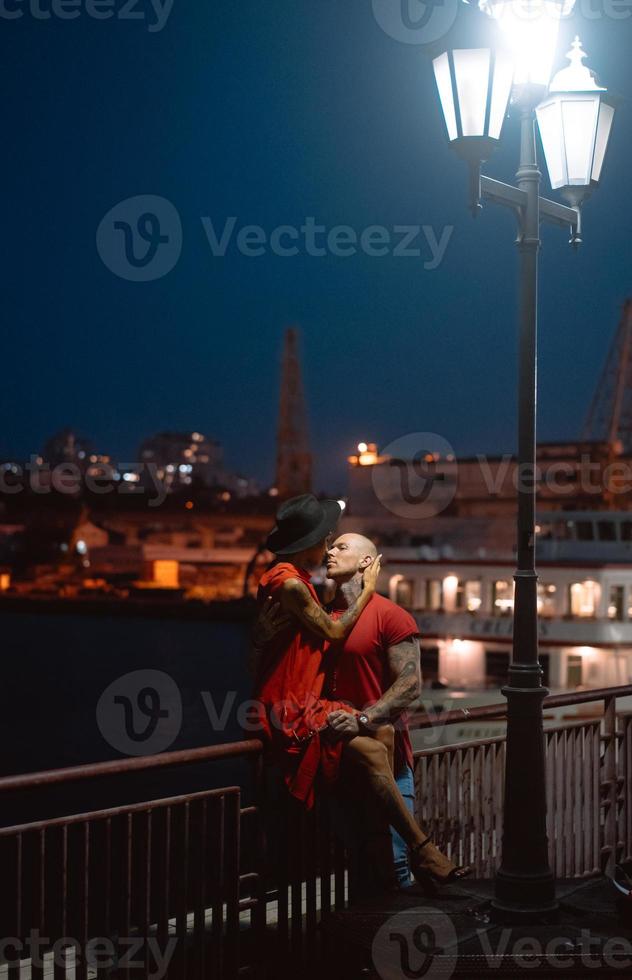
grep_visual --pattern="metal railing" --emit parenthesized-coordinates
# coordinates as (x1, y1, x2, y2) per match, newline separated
(0, 685, 630, 978)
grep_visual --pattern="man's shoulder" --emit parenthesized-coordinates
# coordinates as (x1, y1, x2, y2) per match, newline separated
(371, 594, 420, 638)
(372, 593, 400, 612)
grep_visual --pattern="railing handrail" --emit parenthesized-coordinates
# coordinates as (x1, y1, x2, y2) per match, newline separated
(2, 684, 631, 794)
(0, 738, 263, 792)
(407, 683, 632, 730)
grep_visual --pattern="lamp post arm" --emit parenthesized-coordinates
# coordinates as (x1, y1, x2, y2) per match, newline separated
(480, 176, 581, 245)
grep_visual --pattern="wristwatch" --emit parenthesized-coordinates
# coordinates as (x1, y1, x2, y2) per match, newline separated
(357, 713, 371, 733)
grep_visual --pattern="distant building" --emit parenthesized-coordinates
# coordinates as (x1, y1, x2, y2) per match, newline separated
(139, 431, 224, 491)
(42, 429, 95, 470)
(40, 429, 114, 481)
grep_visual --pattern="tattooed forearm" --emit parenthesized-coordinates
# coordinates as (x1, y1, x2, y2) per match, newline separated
(280, 578, 373, 641)
(367, 638, 422, 724)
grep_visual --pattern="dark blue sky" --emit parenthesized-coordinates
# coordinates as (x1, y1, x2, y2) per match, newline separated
(2, 0, 630, 492)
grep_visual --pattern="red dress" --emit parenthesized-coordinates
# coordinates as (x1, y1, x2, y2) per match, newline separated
(253, 562, 357, 808)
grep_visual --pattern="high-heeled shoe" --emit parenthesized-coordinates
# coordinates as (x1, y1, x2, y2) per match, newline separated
(409, 837, 474, 894)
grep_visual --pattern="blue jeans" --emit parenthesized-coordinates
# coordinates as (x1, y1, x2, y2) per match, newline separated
(391, 764, 415, 887)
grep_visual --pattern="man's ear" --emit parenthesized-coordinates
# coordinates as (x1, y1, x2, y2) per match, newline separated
(359, 555, 372, 570)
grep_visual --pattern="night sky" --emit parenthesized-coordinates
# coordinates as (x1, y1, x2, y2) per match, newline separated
(2, 0, 630, 492)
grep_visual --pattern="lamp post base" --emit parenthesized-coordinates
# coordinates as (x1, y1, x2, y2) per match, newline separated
(493, 679, 559, 920)
(492, 870, 558, 923)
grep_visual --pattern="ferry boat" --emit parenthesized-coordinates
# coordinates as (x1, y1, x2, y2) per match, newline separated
(380, 510, 632, 742)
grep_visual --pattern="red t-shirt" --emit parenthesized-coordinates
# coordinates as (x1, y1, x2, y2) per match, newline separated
(328, 594, 419, 772)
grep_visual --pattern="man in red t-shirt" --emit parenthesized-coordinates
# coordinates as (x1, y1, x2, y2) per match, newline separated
(324, 532, 422, 887)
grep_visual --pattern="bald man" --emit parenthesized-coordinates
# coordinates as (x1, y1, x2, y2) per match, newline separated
(324, 533, 422, 888)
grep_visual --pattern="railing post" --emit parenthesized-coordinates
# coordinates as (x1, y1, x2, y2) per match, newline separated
(252, 753, 268, 980)
(602, 695, 618, 877)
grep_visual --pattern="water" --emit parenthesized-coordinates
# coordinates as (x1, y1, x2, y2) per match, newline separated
(2, 609, 256, 824)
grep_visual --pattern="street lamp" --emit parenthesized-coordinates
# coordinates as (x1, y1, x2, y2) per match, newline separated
(536, 37, 616, 206)
(479, 0, 575, 91)
(429, 2, 616, 919)
(433, 46, 514, 212)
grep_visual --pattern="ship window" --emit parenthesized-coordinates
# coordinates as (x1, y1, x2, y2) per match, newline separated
(492, 580, 514, 616)
(484, 652, 550, 688)
(426, 580, 443, 611)
(576, 522, 594, 541)
(395, 578, 415, 609)
(598, 521, 617, 542)
(537, 582, 557, 618)
(569, 580, 600, 618)
(456, 579, 482, 612)
(485, 651, 509, 688)
(421, 647, 440, 685)
(567, 654, 583, 688)
(622, 522, 632, 542)
(608, 586, 624, 621)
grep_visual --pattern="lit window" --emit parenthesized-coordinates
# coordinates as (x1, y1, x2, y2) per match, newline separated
(426, 580, 443, 611)
(567, 654, 583, 689)
(493, 580, 514, 616)
(608, 585, 624, 621)
(395, 578, 414, 608)
(456, 580, 482, 612)
(569, 581, 600, 618)
(537, 583, 557, 618)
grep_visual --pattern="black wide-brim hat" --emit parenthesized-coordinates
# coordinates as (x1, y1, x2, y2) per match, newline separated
(266, 494, 342, 557)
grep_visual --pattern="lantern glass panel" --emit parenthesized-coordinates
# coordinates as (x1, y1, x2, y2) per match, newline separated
(592, 101, 615, 182)
(536, 99, 565, 187)
(453, 48, 491, 137)
(489, 52, 515, 138)
(561, 97, 600, 184)
(433, 52, 459, 142)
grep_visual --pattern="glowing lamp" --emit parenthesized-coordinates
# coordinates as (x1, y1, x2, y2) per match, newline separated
(536, 37, 616, 206)
(433, 46, 514, 163)
(479, 0, 576, 91)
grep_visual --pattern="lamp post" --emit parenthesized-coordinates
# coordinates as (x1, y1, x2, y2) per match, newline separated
(430, 1, 616, 918)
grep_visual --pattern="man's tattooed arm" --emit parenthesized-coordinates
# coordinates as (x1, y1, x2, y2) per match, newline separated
(365, 636, 422, 725)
